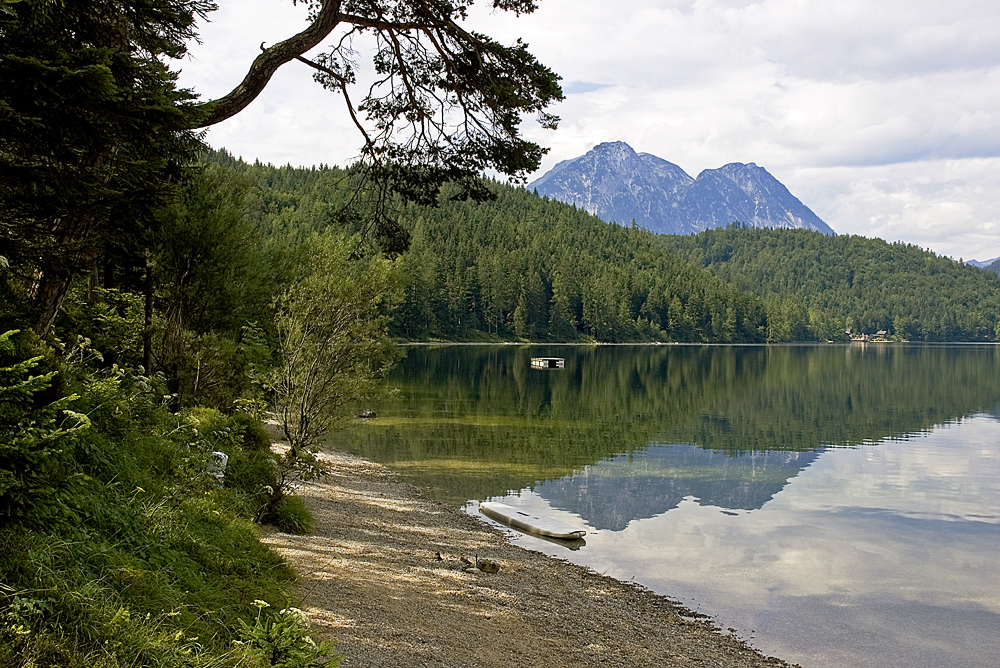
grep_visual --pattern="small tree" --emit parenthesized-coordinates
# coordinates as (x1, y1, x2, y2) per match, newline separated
(271, 234, 402, 470)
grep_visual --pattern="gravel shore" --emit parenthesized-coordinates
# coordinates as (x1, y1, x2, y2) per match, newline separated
(261, 448, 799, 668)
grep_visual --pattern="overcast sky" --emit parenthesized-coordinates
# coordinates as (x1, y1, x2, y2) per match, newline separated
(175, 0, 1000, 261)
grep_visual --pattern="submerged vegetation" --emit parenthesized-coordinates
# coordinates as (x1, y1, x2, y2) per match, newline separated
(329, 344, 1000, 503)
(3, 147, 998, 665)
(0, 0, 559, 659)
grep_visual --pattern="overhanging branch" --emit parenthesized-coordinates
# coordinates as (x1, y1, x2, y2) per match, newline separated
(193, 0, 344, 127)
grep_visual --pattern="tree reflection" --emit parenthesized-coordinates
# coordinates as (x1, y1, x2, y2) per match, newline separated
(325, 344, 1000, 503)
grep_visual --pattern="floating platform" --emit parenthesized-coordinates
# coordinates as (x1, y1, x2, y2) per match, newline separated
(530, 357, 565, 369)
(479, 501, 586, 540)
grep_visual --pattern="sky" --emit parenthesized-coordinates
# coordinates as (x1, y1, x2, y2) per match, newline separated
(175, 0, 1000, 261)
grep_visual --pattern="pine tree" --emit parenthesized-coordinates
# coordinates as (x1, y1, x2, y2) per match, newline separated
(513, 287, 530, 340)
(0, 0, 209, 334)
(549, 273, 576, 341)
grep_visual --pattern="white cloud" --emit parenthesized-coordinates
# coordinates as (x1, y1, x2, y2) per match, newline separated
(175, 0, 1000, 259)
(787, 159, 1000, 259)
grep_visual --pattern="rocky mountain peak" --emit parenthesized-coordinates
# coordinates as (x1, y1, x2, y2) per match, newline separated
(528, 143, 833, 235)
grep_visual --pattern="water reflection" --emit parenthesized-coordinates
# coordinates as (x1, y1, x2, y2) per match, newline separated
(328, 343, 1000, 502)
(495, 417, 1000, 668)
(326, 344, 1000, 667)
(536, 445, 821, 530)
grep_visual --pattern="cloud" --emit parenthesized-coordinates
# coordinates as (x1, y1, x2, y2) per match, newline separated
(176, 0, 1000, 258)
(786, 158, 1000, 259)
(563, 81, 611, 95)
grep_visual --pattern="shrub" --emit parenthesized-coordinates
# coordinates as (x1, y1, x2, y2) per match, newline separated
(232, 410, 274, 452)
(0, 343, 331, 667)
(226, 448, 282, 521)
(270, 233, 402, 456)
(271, 495, 315, 535)
(0, 329, 90, 529)
(239, 601, 342, 668)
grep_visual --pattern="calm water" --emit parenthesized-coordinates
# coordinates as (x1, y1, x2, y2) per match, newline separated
(325, 344, 1000, 668)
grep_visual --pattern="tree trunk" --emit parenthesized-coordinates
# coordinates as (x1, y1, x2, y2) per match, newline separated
(29, 198, 101, 336)
(86, 261, 101, 305)
(31, 270, 74, 337)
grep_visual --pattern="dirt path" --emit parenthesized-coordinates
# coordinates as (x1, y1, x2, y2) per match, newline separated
(261, 448, 798, 668)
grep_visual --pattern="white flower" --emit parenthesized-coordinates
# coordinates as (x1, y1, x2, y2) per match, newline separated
(280, 607, 311, 626)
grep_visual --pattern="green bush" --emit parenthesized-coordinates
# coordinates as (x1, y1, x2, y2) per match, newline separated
(177, 407, 283, 520)
(56, 286, 148, 370)
(0, 329, 89, 529)
(226, 448, 282, 521)
(0, 340, 325, 667)
(239, 601, 342, 668)
(271, 496, 316, 535)
(232, 410, 274, 452)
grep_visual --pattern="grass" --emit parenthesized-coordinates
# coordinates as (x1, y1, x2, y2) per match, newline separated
(0, 344, 333, 667)
(272, 495, 316, 535)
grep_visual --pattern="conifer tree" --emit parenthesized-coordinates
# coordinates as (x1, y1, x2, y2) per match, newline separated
(0, 0, 210, 334)
(549, 273, 576, 341)
(1, 0, 563, 335)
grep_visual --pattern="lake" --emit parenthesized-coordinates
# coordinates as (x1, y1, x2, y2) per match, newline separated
(324, 343, 1000, 668)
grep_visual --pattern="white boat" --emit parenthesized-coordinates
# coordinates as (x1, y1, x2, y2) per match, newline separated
(479, 501, 587, 540)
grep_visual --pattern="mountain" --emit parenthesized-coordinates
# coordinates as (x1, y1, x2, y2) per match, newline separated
(657, 226, 1000, 341)
(967, 257, 999, 269)
(987, 258, 1000, 275)
(207, 150, 1000, 343)
(528, 141, 834, 235)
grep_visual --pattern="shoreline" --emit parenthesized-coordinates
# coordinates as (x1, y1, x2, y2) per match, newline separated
(261, 447, 799, 668)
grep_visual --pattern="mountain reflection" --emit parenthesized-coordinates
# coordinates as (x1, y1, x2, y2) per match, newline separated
(536, 445, 822, 530)
(326, 344, 1000, 504)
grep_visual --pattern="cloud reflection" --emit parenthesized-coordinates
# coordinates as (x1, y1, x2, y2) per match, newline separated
(493, 416, 1000, 668)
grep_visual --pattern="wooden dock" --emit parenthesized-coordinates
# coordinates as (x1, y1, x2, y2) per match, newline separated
(530, 357, 565, 369)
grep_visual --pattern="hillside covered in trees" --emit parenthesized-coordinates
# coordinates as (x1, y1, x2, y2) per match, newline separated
(657, 226, 1000, 341)
(213, 151, 776, 343)
(217, 153, 1000, 343)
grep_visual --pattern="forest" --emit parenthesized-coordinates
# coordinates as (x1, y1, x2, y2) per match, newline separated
(5, 142, 999, 667)
(215, 152, 771, 343)
(0, 0, 557, 666)
(657, 226, 1000, 341)
(221, 153, 1000, 344)
(3, 0, 1000, 663)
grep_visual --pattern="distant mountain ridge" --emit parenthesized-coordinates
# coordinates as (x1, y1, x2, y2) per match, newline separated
(528, 141, 834, 235)
(967, 257, 999, 270)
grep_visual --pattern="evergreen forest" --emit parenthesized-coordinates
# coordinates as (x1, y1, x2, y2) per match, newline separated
(656, 226, 1000, 341)
(218, 153, 1000, 343)
(3, 0, 999, 661)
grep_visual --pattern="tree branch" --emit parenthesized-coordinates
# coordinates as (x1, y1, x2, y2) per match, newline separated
(193, 0, 344, 127)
